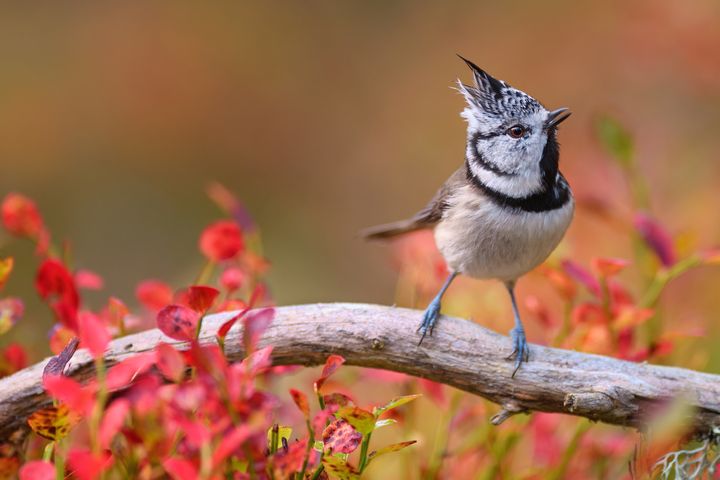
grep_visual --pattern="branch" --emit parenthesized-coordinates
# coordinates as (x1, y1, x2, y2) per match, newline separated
(1, 303, 718, 446)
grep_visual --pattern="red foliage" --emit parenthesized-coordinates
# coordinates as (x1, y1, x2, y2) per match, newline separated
(175, 285, 220, 314)
(135, 279, 173, 312)
(157, 305, 199, 341)
(199, 220, 244, 262)
(78, 312, 110, 359)
(19, 461, 55, 480)
(1, 193, 45, 238)
(35, 259, 80, 331)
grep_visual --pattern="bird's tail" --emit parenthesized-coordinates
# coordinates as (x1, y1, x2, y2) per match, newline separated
(360, 220, 426, 240)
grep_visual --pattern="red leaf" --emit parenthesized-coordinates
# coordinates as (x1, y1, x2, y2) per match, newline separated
(634, 213, 676, 267)
(157, 305, 199, 341)
(241, 345, 273, 376)
(176, 285, 220, 313)
(199, 220, 244, 262)
(220, 267, 245, 293)
(0, 257, 13, 290)
(163, 458, 198, 480)
(217, 310, 245, 341)
(314, 354, 345, 392)
(561, 260, 601, 298)
(1, 343, 28, 375)
(78, 312, 110, 359)
(74, 269, 104, 290)
(19, 460, 54, 480)
(212, 425, 250, 467)
(290, 389, 310, 418)
(136, 279, 173, 312)
(105, 352, 157, 391)
(67, 449, 112, 480)
(322, 419, 362, 454)
(43, 336, 79, 379)
(591, 257, 630, 278)
(100, 399, 130, 449)
(243, 307, 274, 351)
(1, 193, 44, 238)
(156, 342, 186, 382)
(35, 259, 80, 331)
(43, 375, 96, 416)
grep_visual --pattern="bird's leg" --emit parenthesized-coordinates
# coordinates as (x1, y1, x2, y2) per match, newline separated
(505, 281, 530, 377)
(417, 271, 458, 345)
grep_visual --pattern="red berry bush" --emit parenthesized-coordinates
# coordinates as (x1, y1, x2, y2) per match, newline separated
(0, 120, 719, 479)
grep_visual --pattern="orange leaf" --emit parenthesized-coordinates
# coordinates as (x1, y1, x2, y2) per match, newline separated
(591, 257, 629, 277)
(28, 403, 81, 441)
(289, 389, 310, 418)
(0, 257, 13, 290)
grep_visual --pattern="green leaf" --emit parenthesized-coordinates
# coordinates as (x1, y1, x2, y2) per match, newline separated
(322, 455, 359, 480)
(266, 425, 292, 451)
(374, 419, 397, 429)
(373, 394, 421, 417)
(595, 116, 634, 168)
(313, 440, 324, 452)
(335, 406, 375, 435)
(368, 440, 417, 463)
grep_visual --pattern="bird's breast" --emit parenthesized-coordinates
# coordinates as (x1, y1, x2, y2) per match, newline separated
(434, 186, 574, 281)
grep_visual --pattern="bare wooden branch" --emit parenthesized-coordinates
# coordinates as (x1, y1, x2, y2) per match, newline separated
(1, 303, 718, 446)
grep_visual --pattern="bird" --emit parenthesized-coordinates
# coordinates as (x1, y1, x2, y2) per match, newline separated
(362, 56, 574, 377)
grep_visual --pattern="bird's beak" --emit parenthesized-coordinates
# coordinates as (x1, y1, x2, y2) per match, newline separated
(546, 108, 572, 128)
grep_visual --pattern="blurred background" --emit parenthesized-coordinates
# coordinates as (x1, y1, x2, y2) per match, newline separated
(1, 1, 719, 477)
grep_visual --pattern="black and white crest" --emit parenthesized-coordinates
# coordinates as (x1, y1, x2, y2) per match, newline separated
(456, 55, 542, 122)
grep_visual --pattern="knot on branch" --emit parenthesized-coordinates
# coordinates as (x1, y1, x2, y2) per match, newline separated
(491, 402, 526, 425)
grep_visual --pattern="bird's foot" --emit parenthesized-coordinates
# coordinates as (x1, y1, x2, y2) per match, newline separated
(506, 326, 530, 378)
(417, 299, 442, 345)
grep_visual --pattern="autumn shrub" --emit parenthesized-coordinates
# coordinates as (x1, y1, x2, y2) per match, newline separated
(0, 119, 718, 479)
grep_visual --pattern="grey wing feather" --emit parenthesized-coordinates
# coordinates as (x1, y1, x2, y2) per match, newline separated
(361, 168, 465, 240)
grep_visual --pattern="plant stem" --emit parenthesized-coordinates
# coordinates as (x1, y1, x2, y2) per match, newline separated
(42, 442, 54, 462)
(310, 464, 325, 480)
(358, 432, 373, 473)
(195, 260, 216, 286)
(298, 420, 315, 479)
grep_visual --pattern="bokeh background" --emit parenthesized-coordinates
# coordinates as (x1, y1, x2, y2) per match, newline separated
(0, 2, 719, 475)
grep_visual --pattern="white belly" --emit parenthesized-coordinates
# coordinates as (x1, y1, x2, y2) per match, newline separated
(434, 186, 574, 282)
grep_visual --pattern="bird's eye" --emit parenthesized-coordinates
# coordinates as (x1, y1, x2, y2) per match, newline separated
(506, 125, 525, 138)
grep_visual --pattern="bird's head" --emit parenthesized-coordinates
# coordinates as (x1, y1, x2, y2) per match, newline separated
(457, 56, 571, 198)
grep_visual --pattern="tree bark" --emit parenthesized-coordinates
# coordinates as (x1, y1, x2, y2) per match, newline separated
(0, 303, 718, 446)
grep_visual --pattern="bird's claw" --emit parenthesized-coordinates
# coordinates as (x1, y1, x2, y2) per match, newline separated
(417, 299, 441, 345)
(506, 326, 530, 377)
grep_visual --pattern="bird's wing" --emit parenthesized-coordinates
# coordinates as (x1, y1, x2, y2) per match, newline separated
(361, 167, 466, 240)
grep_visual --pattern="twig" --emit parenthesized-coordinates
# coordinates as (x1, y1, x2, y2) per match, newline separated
(0, 303, 718, 448)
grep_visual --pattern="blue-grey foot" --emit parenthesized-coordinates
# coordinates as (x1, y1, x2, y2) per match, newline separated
(417, 299, 442, 345)
(506, 326, 530, 377)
